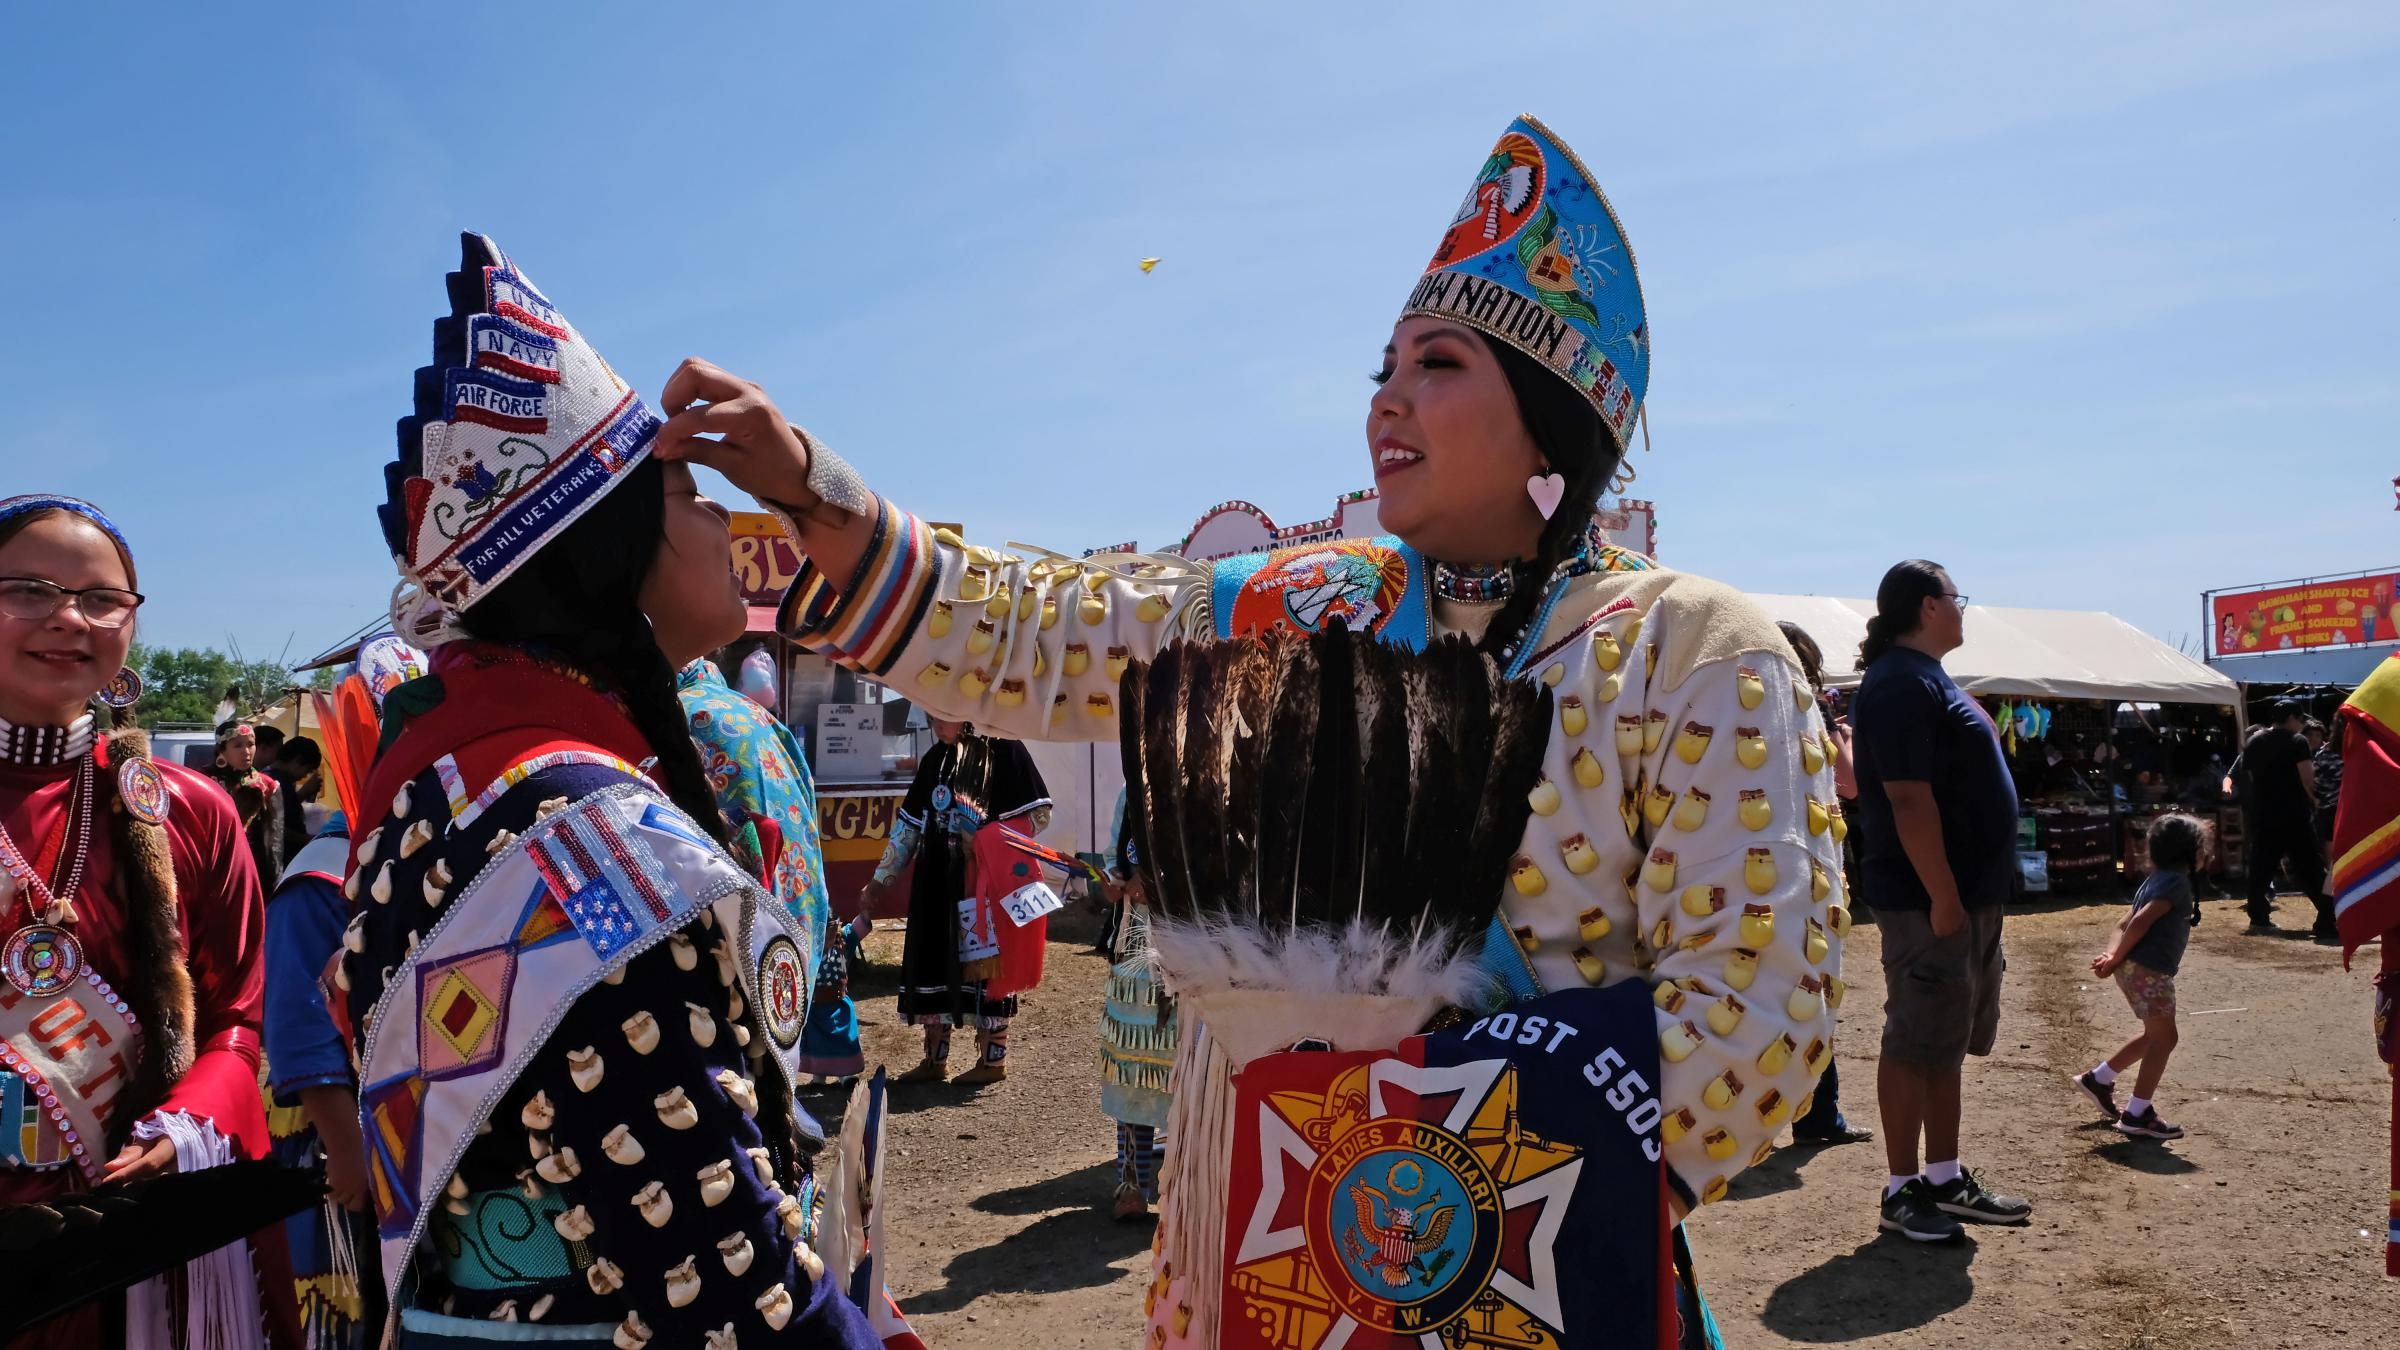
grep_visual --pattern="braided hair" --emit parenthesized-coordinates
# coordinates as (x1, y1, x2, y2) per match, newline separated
(1474, 336, 1625, 662)
(1856, 559, 1948, 672)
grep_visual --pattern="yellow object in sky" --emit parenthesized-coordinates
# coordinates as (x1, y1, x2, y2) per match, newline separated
(1138, 257, 1161, 274)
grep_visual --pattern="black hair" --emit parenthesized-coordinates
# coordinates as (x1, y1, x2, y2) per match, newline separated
(253, 724, 286, 751)
(1778, 621, 1826, 693)
(1475, 336, 1625, 661)
(2145, 812, 2208, 872)
(454, 457, 730, 850)
(1857, 559, 1949, 671)
(276, 735, 322, 771)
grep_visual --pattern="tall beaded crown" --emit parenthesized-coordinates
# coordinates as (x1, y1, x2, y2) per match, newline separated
(379, 234, 662, 639)
(1400, 116, 1649, 447)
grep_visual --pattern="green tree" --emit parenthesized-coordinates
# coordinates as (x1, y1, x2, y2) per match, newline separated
(127, 645, 300, 729)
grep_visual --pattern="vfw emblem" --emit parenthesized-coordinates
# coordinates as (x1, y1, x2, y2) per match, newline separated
(1220, 986, 1671, 1349)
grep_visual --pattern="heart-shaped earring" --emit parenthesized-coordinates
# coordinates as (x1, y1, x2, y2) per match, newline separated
(1526, 472, 1567, 521)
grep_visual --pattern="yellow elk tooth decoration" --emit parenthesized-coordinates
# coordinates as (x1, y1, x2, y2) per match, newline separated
(1680, 885, 1725, 919)
(1661, 1106, 1696, 1145)
(1735, 666, 1765, 711)
(1734, 728, 1767, 770)
(1640, 848, 1677, 892)
(1040, 597, 1060, 630)
(1799, 733, 1827, 776)
(1739, 904, 1775, 949)
(1701, 1175, 1730, 1206)
(1540, 662, 1565, 688)
(934, 527, 965, 549)
(1017, 587, 1040, 623)
(1062, 644, 1090, 676)
(1509, 856, 1548, 898)
(1803, 1036, 1830, 1072)
(1673, 721, 1713, 765)
(1136, 593, 1171, 623)
(1078, 592, 1107, 625)
(1827, 904, 1852, 938)
(1675, 929, 1718, 955)
(1825, 975, 1846, 1010)
(1106, 646, 1132, 681)
(1571, 746, 1606, 789)
(1794, 679, 1811, 713)
(1644, 710, 1671, 754)
(1614, 714, 1644, 755)
(928, 601, 954, 638)
(1809, 860, 1832, 902)
(957, 669, 990, 699)
(1571, 947, 1605, 983)
(1577, 906, 1612, 941)
(1527, 775, 1561, 816)
(1750, 1138, 1777, 1168)
(1670, 787, 1710, 833)
(1706, 993, 1746, 1036)
(1032, 646, 1047, 677)
(1083, 569, 1110, 593)
(1787, 975, 1826, 1021)
(1744, 848, 1777, 895)
(1702, 1068, 1744, 1111)
(1649, 917, 1674, 951)
(1086, 692, 1113, 719)
(1558, 695, 1587, 737)
(1756, 1032, 1796, 1075)
(1803, 917, 1830, 966)
(1722, 947, 1761, 991)
(1737, 788, 1772, 832)
(1755, 1087, 1789, 1127)
(984, 587, 1011, 620)
(966, 620, 995, 654)
(1560, 834, 1600, 876)
(916, 662, 952, 690)
(1050, 694, 1070, 728)
(1594, 670, 1623, 703)
(1653, 981, 1686, 1014)
(1512, 925, 1540, 954)
(995, 679, 1026, 709)
(1702, 1127, 1738, 1160)
(1590, 629, 1623, 671)
(1661, 1020, 1704, 1063)
(1644, 783, 1675, 829)
(1829, 805, 1849, 843)
(1805, 797, 1830, 836)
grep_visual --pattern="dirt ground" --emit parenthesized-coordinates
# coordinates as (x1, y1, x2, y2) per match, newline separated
(822, 892, 2395, 1348)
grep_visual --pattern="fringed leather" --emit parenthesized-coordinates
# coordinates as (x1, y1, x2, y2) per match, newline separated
(103, 727, 196, 1150)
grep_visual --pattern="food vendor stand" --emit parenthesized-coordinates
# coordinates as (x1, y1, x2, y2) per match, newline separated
(1755, 595, 2242, 894)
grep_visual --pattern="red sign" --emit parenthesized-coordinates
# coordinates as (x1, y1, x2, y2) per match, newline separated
(730, 512, 803, 606)
(2210, 569, 2400, 655)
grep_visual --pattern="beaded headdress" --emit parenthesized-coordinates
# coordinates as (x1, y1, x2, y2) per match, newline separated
(1400, 116, 1649, 450)
(0, 495, 132, 559)
(379, 234, 662, 642)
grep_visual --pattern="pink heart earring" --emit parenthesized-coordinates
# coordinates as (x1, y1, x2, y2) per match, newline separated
(1526, 471, 1566, 521)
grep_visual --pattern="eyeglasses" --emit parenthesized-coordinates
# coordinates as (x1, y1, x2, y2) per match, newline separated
(1941, 592, 1971, 609)
(0, 576, 145, 629)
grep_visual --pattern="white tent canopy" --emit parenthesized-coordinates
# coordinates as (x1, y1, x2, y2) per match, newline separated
(1754, 596, 2239, 707)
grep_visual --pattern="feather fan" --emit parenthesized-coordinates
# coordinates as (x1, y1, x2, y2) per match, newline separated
(1120, 628, 1550, 994)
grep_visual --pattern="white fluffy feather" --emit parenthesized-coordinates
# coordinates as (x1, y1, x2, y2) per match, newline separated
(1146, 914, 1491, 1007)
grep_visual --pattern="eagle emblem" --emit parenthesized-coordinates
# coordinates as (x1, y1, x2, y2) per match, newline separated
(1343, 1181, 1457, 1288)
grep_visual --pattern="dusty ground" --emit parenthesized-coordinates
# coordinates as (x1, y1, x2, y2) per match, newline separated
(822, 893, 2395, 1348)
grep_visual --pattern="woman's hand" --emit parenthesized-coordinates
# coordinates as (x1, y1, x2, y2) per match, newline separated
(100, 1136, 178, 1186)
(654, 359, 815, 506)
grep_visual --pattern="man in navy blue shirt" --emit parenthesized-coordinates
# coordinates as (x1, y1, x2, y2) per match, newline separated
(1851, 561, 2035, 1243)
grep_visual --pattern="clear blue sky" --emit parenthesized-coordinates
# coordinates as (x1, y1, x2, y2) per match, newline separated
(5, 5, 2394, 664)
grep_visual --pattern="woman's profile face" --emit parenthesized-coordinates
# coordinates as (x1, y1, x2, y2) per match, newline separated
(639, 461, 748, 668)
(1365, 317, 1548, 566)
(0, 514, 137, 724)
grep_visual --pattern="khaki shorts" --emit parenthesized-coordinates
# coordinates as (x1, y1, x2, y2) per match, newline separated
(1879, 904, 2006, 1068)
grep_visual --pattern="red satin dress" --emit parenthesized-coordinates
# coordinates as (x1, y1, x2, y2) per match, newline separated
(0, 746, 294, 1349)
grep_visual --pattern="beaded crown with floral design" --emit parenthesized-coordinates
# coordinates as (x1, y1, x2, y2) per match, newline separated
(1401, 116, 1649, 446)
(379, 234, 662, 638)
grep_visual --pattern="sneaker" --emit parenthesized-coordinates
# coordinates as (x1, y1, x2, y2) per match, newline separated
(2114, 1106, 2185, 1140)
(1925, 1167, 2033, 1224)
(1878, 1179, 1963, 1243)
(2072, 1071, 2119, 1119)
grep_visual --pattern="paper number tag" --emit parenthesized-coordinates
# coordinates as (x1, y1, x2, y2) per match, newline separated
(1000, 881, 1063, 928)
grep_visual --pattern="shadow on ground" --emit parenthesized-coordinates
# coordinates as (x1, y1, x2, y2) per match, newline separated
(903, 1166, 1155, 1316)
(1759, 1234, 1977, 1342)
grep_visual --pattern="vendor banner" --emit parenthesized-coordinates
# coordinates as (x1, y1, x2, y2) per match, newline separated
(2209, 569, 2400, 656)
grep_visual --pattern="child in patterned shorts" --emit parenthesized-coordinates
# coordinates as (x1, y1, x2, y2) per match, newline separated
(2076, 813, 2207, 1140)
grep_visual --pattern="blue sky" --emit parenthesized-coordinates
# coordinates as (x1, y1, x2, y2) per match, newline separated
(4, 5, 2395, 664)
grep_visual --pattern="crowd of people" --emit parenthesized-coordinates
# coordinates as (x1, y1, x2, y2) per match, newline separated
(0, 104, 2384, 1350)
